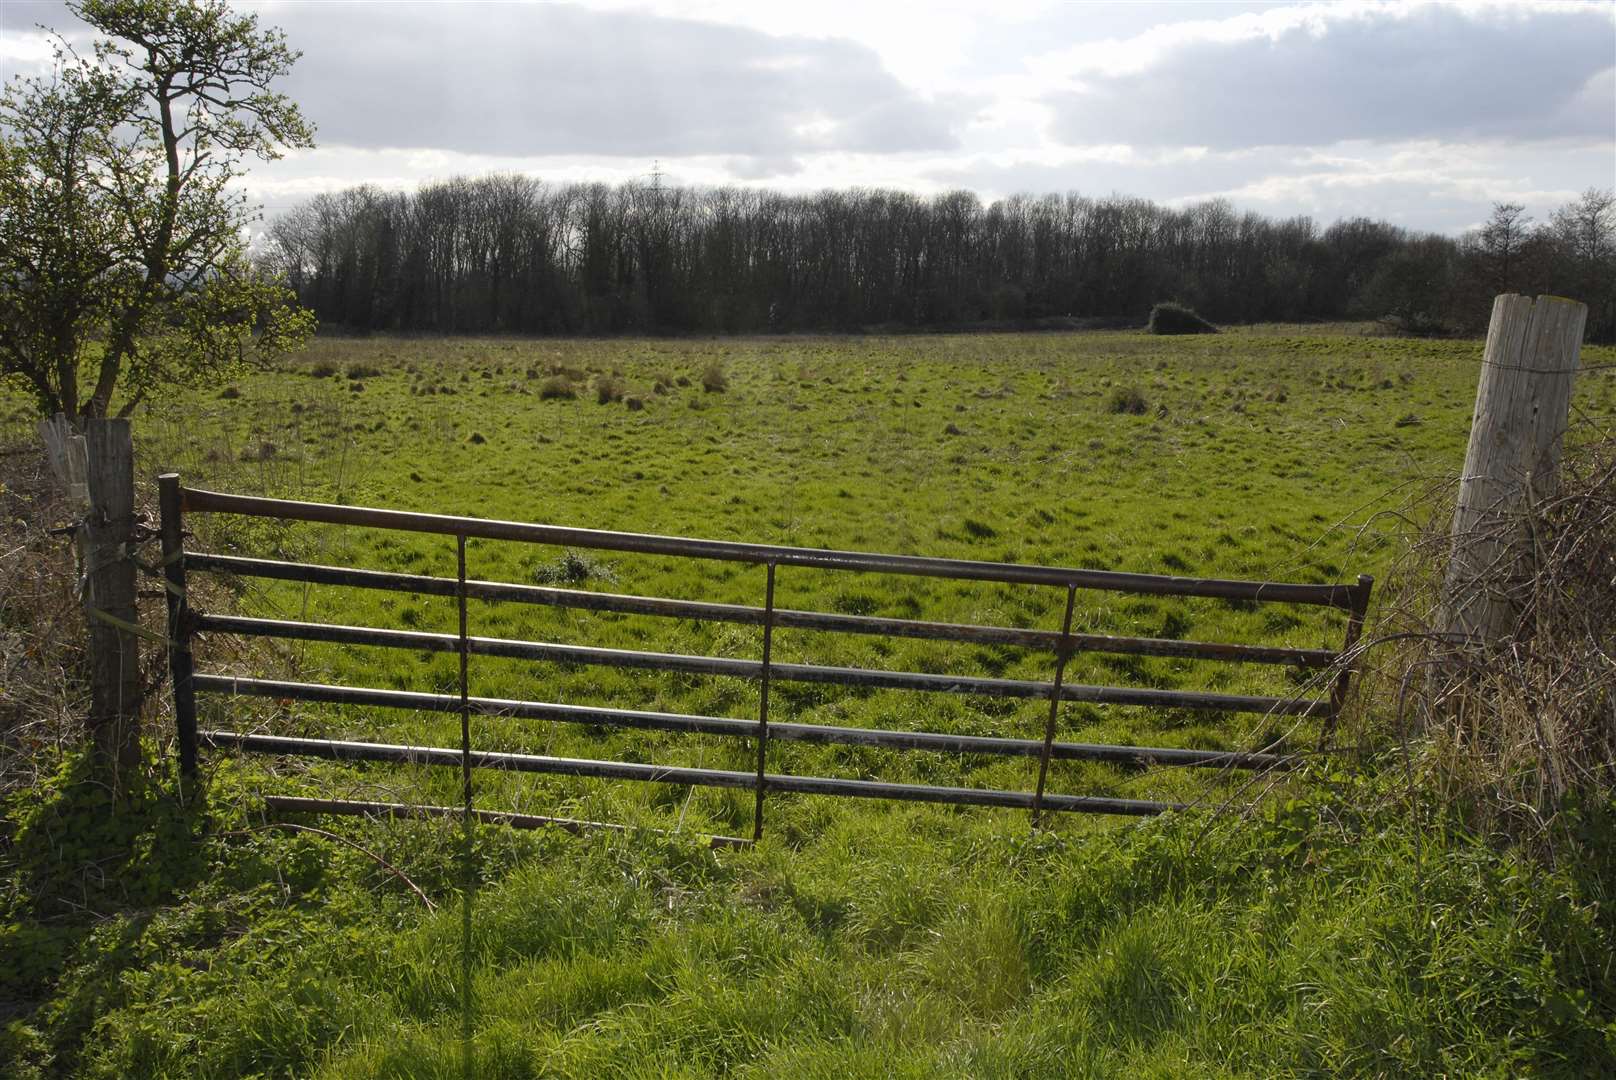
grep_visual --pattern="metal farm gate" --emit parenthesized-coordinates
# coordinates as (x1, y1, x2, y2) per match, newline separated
(158, 474, 1372, 843)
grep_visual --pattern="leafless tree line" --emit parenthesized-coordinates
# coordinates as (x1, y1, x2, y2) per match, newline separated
(260, 178, 1615, 340)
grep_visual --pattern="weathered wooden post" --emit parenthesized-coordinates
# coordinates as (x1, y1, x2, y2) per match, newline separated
(82, 418, 142, 782)
(1441, 294, 1586, 646)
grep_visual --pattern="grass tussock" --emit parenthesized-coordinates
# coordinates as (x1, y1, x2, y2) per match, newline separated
(1107, 385, 1149, 415)
(701, 362, 729, 393)
(538, 375, 577, 400)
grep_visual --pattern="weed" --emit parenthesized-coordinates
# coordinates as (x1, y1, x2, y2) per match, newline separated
(531, 550, 618, 586)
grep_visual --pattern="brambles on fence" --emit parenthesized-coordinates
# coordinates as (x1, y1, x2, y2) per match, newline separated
(1356, 423, 1616, 851)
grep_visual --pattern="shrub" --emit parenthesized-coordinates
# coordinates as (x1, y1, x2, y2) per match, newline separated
(700, 363, 728, 393)
(595, 375, 625, 404)
(344, 364, 382, 379)
(532, 550, 617, 586)
(217, 386, 241, 400)
(1107, 386, 1149, 415)
(538, 376, 576, 400)
(1147, 301, 1217, 335)
(308, 361, 338, 378)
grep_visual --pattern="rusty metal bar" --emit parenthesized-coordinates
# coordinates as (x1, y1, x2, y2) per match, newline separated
(158, 474, 198, 778)
(201, 730, 1185, 816)
(185, 552, 1340, 668)
(1031, 585, 1078, 828)
(179, 487, 1358, 608)
(754, 563, 776, 841)
(192, 614, 1328, 717)
(190, 675, 1295, 770)
(1319, 574, 1375, 748)
(263, 795, 750, 848)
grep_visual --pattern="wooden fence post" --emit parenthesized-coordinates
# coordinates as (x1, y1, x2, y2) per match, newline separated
(83, 418, 142, 783)
(1441, 294, 1586, 647)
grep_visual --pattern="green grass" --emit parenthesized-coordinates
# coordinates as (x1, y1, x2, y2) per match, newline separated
(5, 326, 1616, 1077)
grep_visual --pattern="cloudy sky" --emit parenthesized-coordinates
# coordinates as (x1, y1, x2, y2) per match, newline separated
(2, 0, 1612, 234)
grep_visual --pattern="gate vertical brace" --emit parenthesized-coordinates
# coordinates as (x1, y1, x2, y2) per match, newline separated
(455, 533, 474, 1079)
(753, 562, 777, 842)
(158, 474, 198, 780)
(1318, 574, 1373, 750)
(1032, 584, 1078, 830)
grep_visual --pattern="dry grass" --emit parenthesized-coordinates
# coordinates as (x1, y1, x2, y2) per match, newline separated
(0, 442, 87, 794)
(1350, 420, 1616, 849)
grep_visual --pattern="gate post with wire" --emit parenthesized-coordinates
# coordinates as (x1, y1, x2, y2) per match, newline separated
(82, 418, 141, 781)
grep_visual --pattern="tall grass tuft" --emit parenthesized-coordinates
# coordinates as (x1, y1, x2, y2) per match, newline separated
(539, 375, 577, 400)
(701, 362, 729, 393)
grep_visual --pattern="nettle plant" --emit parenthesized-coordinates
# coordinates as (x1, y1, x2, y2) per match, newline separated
(0, 0, 315, 419)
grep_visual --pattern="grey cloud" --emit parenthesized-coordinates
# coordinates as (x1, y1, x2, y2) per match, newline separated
(1046, 6, 1616, 149)
(267, 3, 960, 158)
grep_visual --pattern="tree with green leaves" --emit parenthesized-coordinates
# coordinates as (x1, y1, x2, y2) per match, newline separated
(0, 0, 315, 419)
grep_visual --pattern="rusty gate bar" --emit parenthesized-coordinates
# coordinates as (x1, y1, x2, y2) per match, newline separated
(158, 474, 198, 778)
(189, 614, 1328, 717)
(1320, 574, 1376, 748)
(754, 563, 776, 841)
(190, 674, 1294, 770)
(200, 731, 1186, 816)
(179, 487, 1359, 609)
(184, 553, 1340, 668)
(1031, 585, 1078, 829)
(456, 532, 473, 839)
(262, 795, 751, 848)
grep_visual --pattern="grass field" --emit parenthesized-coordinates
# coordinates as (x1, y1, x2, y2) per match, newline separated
(5, 326, 1616, 1078)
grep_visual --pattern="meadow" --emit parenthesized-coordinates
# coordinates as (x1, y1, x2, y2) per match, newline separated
(5, 326, 1616, 1078)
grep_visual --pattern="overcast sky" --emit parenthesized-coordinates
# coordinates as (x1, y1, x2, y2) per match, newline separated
(2, 0, 1612, 234)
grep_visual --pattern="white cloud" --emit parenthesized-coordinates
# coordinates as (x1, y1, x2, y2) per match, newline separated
(6, 0, 1612, 236)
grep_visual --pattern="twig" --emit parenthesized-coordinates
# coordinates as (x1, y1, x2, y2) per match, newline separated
(220, 821, 437, 911)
